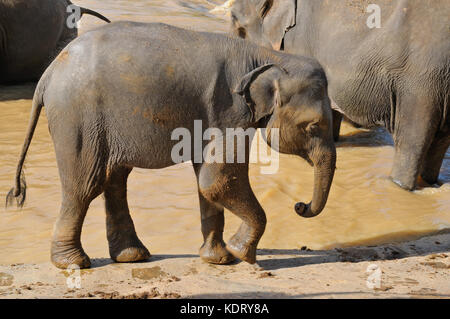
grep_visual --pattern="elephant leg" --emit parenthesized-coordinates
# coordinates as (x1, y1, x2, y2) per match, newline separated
(390, 94, 440, 190)
(104, 167, 150, 263)
(421, 129, 450, 185)
(51, 155, 106, 269)
(224, 185, 266, 264)
(332, 110, 343, 142)
(51, 195, 93, 269)
(196, 192, 236, 264)
(51, 123, 109, 269)
(196, 163, 266, 264)
(194, 163, 235, 264)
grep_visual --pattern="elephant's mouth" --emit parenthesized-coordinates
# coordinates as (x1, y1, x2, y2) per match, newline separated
(258, 114, 272, 128)
(300, 152, 314, 167)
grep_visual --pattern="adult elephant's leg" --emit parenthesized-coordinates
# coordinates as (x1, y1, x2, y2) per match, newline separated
(390, 94, 440, 190)
(196, 163, 266, 264)
(194, 163, 235, 264)
(421, 129, 450, 185)
(104, 167, 150, 263)
(332, 110, 343, 142)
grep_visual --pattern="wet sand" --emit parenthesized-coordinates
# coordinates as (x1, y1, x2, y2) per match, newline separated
(1, 232, 448, 299)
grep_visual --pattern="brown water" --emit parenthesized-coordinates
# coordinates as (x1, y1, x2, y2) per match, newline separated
(0, 0, 449, 264)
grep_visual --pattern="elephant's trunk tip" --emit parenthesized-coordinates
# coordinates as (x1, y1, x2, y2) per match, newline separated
(294, 201, 321, 218)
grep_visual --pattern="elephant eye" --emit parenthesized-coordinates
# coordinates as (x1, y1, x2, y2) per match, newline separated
(260, 0, 273, 18)
(306, 122, 320, 135)
(237, 27, 247, 39)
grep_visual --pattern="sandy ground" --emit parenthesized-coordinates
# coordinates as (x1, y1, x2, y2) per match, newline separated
(0, 232, 449, 299)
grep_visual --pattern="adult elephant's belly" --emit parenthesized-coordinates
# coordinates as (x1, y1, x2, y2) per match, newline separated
(325, 66, 393, 130)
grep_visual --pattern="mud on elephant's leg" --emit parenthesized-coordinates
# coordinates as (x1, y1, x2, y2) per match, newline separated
(104, 167, 150, 263)
(421, 130, 450, 185)
(196, 163, 266, 264)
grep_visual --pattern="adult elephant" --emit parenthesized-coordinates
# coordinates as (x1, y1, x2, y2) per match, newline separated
(0, 0, 110, 84)
(230, 0, 450, 190)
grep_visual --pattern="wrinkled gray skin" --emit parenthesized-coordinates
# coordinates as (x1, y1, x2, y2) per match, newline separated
(0, 0, 110, 84)
(7, 22, 336, 269)
(231, 0, 450, 190)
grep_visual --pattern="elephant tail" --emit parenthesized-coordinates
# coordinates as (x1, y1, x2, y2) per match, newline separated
(5, 79, 46, 209)
(79, 7, 111, 24)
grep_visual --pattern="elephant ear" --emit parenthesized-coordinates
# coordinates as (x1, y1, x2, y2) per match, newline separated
(235, 64, 284, 122)
(259, 0, 296, 50)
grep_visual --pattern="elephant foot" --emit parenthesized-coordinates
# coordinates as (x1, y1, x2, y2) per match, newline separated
(51, 242, 91, 269)
(109, 237, 151, 263)
(390, 176, 416, 191)
(416, 175, 436, 188)
(199, 241, 235, 265)
(226, 235, 257, 264)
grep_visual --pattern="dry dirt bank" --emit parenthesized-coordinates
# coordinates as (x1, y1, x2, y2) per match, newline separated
(0, 232, 449, 299)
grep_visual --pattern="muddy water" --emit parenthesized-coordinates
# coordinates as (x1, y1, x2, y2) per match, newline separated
(0, 1, 449, 264)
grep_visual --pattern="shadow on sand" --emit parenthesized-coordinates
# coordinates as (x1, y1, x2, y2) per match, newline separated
(86, 230, 449, 271)
(89, 254, 198, 269)
(256, 229, 450, 271)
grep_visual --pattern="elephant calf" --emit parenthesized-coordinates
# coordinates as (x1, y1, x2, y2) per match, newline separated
(7, 22, 336, 269)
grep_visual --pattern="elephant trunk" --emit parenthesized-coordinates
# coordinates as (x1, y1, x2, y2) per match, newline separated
(295, 143, 336, 218)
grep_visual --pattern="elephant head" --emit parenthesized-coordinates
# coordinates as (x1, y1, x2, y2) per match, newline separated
(236, 63, 336, 218)
(230, 0, 296, 50)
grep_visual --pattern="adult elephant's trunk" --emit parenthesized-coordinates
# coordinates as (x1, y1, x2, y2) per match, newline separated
(295, 143, 336, 218)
